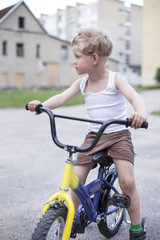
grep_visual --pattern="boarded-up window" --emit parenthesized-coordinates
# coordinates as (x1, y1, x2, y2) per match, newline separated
(36, 74, 41, 87)
(2, 73, 8, 87)
(46, 63, 59, 87)
(16, 73, 25, 88)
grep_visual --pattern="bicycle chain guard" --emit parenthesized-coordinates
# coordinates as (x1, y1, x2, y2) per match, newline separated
(109, 193, 130, 208)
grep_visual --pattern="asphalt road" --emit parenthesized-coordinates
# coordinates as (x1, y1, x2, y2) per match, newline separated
(0, 90, 160, 240)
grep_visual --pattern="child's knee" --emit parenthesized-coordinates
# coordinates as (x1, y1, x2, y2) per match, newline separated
(119, 177, 136, 193)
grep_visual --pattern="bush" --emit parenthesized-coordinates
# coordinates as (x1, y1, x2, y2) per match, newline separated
(155, 67, 160, 83)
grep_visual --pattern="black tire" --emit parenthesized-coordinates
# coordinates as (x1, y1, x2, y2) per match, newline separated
(98, 169, 124, 238)
(32, 205, 67, 240)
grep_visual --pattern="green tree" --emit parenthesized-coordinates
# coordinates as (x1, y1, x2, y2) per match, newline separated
(155, 67, 160, 83)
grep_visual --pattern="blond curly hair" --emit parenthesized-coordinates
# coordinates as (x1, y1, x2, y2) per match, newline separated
(72, 27, 113, 57)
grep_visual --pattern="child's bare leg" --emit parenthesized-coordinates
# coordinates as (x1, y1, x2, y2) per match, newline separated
(71, 162, 94, 212)
(114, 159, 140, 225)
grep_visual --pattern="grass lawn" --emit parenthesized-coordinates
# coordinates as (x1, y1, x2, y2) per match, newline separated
(0, 84, 160, 109)
(0, 89, 85, 108)
(151, 111, 160, 116)
(136, 84, 160, 92)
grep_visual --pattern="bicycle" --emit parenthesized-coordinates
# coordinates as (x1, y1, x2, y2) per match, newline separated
(26, 104, 148, 240)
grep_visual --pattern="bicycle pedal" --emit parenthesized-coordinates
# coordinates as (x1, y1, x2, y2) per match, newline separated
(70, 223, 85, 238)
(76, 225, 85, 234)
(109, 193, 130, 208)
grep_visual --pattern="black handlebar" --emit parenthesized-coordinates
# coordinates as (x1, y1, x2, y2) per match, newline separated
(25, 104, 148, 153)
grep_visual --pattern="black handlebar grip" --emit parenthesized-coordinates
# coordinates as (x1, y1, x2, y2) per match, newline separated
(25, 103, 43, 114)
(35, 104, 43, 114)
(25, 104, 29, 110)
(141, 121, 148, 129)
(126, 118, 148, 129)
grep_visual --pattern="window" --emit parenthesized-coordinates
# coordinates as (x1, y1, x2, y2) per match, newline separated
(18, 17, 25, 28)
(36, 44, 40, 58)
(126, 13, 131, 22)
(2, 41, 7, 56)
(59, 13, 65, 23)
(61, 45, 68, 59)
(126, 40, 130, 50)
(119, 52, 123, 56)
(125, 54, 130, 65)
(2, 73, 8, 87)
(119, 9, 124, 13)
(69, 12, 76, 27)
(16, 73, 25, 88)
(125, 26, 130, 36)
(16, 43, 24, 57)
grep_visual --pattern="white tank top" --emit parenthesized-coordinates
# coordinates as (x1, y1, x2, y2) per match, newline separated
(80, 71, 127, 134)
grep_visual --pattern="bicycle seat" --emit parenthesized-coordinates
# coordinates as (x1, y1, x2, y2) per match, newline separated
(92, 150, 113, 167)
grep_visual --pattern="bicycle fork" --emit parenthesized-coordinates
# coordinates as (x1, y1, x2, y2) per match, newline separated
(42, 156, 78, 240)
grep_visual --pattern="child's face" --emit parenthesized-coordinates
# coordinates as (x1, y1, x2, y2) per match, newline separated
(72, 45, 93, 75)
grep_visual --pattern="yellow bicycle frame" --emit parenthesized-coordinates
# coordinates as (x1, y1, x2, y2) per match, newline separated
(42, 154, 79, 240)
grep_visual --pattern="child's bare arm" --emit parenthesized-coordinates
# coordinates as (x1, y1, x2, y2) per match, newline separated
(28, 78, 81, 112)
(115, 74, 147, 129)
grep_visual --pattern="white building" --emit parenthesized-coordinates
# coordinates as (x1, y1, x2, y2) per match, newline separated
(0, 1, 75, 89)
(40, 0, 143, 86)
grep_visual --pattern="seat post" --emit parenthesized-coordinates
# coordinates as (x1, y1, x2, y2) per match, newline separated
(98, 165, 105, 180)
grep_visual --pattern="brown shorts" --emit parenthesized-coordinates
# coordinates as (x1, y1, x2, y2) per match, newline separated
(77, 130, 134, 165)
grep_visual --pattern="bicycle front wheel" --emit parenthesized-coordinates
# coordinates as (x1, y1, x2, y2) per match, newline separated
(32, 205, 67, 240)
(98, 171, 124, 238)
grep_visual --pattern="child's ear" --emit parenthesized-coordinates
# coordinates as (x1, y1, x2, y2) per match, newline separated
(92, 53, 99, 65)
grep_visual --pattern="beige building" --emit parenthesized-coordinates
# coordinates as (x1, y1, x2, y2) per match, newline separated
(40, 0, 143, 85)
(0, 1, 76, 89)
(142, 0, 160, 86)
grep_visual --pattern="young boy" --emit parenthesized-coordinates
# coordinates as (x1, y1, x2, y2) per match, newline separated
(28, 27, 147, 240)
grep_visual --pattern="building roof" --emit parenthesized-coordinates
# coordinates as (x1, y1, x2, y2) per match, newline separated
(0, 1, 48, 34)
(0, 1, 22, 24)
(0, 4, 16, 19)
(0, 1, 70, 44)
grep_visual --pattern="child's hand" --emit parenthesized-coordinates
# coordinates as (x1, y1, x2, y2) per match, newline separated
(129, 112, 147, 129)
(27, 100, 42, 113)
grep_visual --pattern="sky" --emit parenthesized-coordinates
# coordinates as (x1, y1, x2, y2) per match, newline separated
(0, 0, 144, 18)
